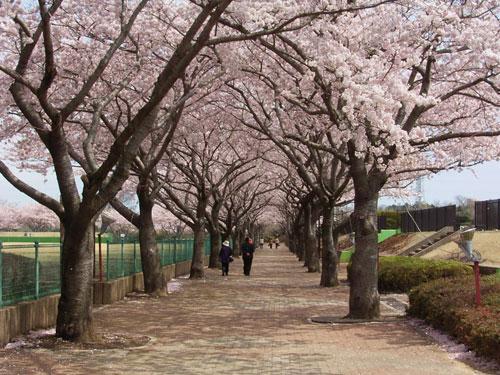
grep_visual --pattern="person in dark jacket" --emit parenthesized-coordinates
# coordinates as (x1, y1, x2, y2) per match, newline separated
(219, 240, 233, 276)
(241, 237, 255, 276)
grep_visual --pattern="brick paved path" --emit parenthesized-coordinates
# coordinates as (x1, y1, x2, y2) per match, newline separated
(0, 247, 485, 374)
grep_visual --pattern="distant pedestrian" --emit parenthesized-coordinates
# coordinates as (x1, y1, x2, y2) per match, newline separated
(259, 238, 264, 249)
(275, 238, 279, 249)
(268, 240, 273, 249)
(241, 237, 255, 276)
(219, 240, 233, 277)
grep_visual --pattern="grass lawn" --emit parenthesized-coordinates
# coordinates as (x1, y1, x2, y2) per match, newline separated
(339, 229, 400, 263)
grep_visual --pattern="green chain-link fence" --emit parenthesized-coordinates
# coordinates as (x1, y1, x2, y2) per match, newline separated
(0, 237, 211, 307)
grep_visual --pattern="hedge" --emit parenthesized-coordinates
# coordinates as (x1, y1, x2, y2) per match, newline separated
(409, 275, 500, 363)
(378, 256, 472, 293)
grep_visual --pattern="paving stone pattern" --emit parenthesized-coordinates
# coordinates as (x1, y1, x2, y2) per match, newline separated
(0, 247, 484, 374)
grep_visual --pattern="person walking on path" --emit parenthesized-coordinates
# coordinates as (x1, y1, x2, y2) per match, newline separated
(275, 238, 280, 249)
(241, 237, 255, 276)
(219, 240, 233, 277)
(259, 238, 264, 249)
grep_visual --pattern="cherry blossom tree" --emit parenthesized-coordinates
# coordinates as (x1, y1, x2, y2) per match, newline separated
(223, 0, 499, 317)
(222, 74, 353, 285)
(0, 0, 234, 341)
(0, 201, 58, 231)
(106, 55, 225, 293)
(158, 108, 264, 277)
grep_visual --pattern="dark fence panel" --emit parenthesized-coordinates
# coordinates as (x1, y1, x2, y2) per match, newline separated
(400, 205, 456, 233)
(377, 216, 387, 230)
(335, 215, 389, 234)
(475, 199, 500, 230)
(475, 201, 486, 229)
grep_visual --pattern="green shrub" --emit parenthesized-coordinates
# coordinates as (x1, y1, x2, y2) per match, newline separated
(409, 275, 500, 363)
(340, 250, 352, 263)
(378, 256, 472, 293)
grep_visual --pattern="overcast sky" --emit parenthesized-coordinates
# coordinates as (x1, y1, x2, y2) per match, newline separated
(1, 160, 499, 207)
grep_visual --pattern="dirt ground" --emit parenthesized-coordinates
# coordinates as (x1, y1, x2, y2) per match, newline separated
(422, 231, 500, 267)
(379, 232, 435, 255)
(0, 247, 495, 374)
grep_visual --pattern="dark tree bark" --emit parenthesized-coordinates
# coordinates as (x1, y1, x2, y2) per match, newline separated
(137, 188, 166, 295)
(209, 228, 221, 269)
(319, 204, 339, 287)
(190, 223, 205, 279)
(290, 216, 301, 256)
(231, 230, 242, 257)
(304, 202, 320, 272)
(207, 199, 223, 269)
(348, 188, 380, 318)
(296, 212, 306, 262)
(56, 218, 95, 341)
(347, 154, 385, 318)
(297, 226, 305, 262)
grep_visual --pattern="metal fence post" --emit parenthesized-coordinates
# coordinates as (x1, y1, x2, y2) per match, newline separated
(59, 242, 63, 287)
(0, 241, 3, 306)
(161, 240, 164, 266)
(98, 233, 103, 282)
(173, 238, 177, 264)
(34, 241, 40, 299)
(106, 241, 110, 281)
(120, 238, 124, 277)
(133, 240, 137, 274)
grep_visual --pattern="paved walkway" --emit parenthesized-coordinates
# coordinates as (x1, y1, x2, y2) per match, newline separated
(0, 247, 487, 374)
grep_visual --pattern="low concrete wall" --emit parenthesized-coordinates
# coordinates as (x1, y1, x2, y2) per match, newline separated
(0, 258, 211, 346)
(174, 261, 191, 277)
(93, 261, 193, 305)
(0, 295, 59, 346)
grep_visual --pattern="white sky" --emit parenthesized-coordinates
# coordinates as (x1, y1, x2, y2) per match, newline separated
(379, 161, 500, 206)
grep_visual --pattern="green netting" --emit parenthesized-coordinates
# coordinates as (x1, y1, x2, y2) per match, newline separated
(104, 242, 139, 280)
(1, 237, 209, 307)
(38, 244, 61, 297)
(0, 243, 60, 307)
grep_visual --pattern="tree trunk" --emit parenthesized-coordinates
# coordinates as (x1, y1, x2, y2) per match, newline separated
(320, 205, 339, 287)
(209, 229, 221, 269)
(138, 193, 166, 295)
(56, 219, 95, 342)
(291, 218, 301, 256)
(298, 234, 305, 262)
(348, 192, 380, 318)
(232, 231, 241, 257)
(190, 224, 205, 279)
(288, 232, 295, 254)
(305, 203, 320, 272)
